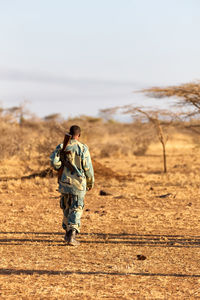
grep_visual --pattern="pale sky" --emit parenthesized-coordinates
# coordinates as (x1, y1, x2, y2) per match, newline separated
(0, 0, 200, 118)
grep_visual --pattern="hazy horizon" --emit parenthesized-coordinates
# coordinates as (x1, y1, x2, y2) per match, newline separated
(1, 0, 200, 117)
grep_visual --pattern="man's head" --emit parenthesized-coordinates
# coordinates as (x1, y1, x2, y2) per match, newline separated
(69, 125, 81, 139)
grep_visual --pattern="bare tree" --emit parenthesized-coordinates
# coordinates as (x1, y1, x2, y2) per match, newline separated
(5, 101, 32, 125)
(100, 105, 174, 173)
(99, 107, 120, 121)
(124, 107, 174, 173)
(44, 113, 63, 122)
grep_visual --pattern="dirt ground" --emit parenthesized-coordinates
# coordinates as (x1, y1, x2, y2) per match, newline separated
(1, 132, 200, 299)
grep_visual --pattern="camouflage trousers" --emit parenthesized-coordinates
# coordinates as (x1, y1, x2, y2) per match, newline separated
(60, 193, 84, 233)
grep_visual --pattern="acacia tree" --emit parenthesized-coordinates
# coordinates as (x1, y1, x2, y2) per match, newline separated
(100, 105, 174, 173)
(5, 101, 32, 125)
(142, 82, 200, 109)
(142, 82, 200, 133)
(44, 113, 63, 122)
(124, 107, 175, 173)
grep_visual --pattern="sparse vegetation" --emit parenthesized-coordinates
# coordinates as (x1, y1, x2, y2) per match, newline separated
(1, 106, 200, 298)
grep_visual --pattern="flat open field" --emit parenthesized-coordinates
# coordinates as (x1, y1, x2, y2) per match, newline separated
(1, 120, 200, 299)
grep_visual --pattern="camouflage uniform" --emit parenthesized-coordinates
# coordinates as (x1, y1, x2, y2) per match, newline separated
(50, 139, 94, 233)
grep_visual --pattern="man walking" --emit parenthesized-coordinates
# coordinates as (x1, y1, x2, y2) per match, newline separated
(50, 125, 94, 246)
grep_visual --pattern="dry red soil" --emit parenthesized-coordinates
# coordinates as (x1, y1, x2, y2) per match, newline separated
(1, 134, 200, 299)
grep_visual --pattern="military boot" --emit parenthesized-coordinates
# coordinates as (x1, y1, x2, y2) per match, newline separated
(68, 229, 80, 246)
(64, 230, 70, 243)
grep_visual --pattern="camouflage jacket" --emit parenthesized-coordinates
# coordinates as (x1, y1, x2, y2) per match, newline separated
(50, 139, 94, 197)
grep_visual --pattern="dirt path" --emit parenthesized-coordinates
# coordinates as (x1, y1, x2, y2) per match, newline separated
(1, 142, 200, 299)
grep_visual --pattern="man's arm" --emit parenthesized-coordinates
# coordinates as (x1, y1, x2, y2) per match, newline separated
(50, 144, 62, 170)
(82, 147, 94, 190)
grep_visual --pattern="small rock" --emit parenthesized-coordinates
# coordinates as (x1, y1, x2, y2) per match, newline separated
(173, 164, 179, 168)
(137, 255, 146, 260)
(156, 193, 172, 198)
(114, 195, 124, 199)
(99, 190, 112, 196)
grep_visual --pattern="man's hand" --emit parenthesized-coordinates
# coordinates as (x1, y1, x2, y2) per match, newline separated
(86, 177, 94, 191)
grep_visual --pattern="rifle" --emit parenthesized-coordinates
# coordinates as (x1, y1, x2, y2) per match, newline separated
(57, 133, 72, 182)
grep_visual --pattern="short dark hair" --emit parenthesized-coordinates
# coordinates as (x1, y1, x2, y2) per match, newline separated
(69, 125, 81, 137)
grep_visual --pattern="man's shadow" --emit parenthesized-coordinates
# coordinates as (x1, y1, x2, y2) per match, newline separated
(0, 231, 200, 248)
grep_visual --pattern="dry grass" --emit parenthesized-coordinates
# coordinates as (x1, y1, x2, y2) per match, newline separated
(1, 115, 200, 298)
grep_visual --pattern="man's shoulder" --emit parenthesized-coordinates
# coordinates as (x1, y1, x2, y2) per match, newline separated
(77, 141, 89, 152)
(66, 140, 89, 153)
